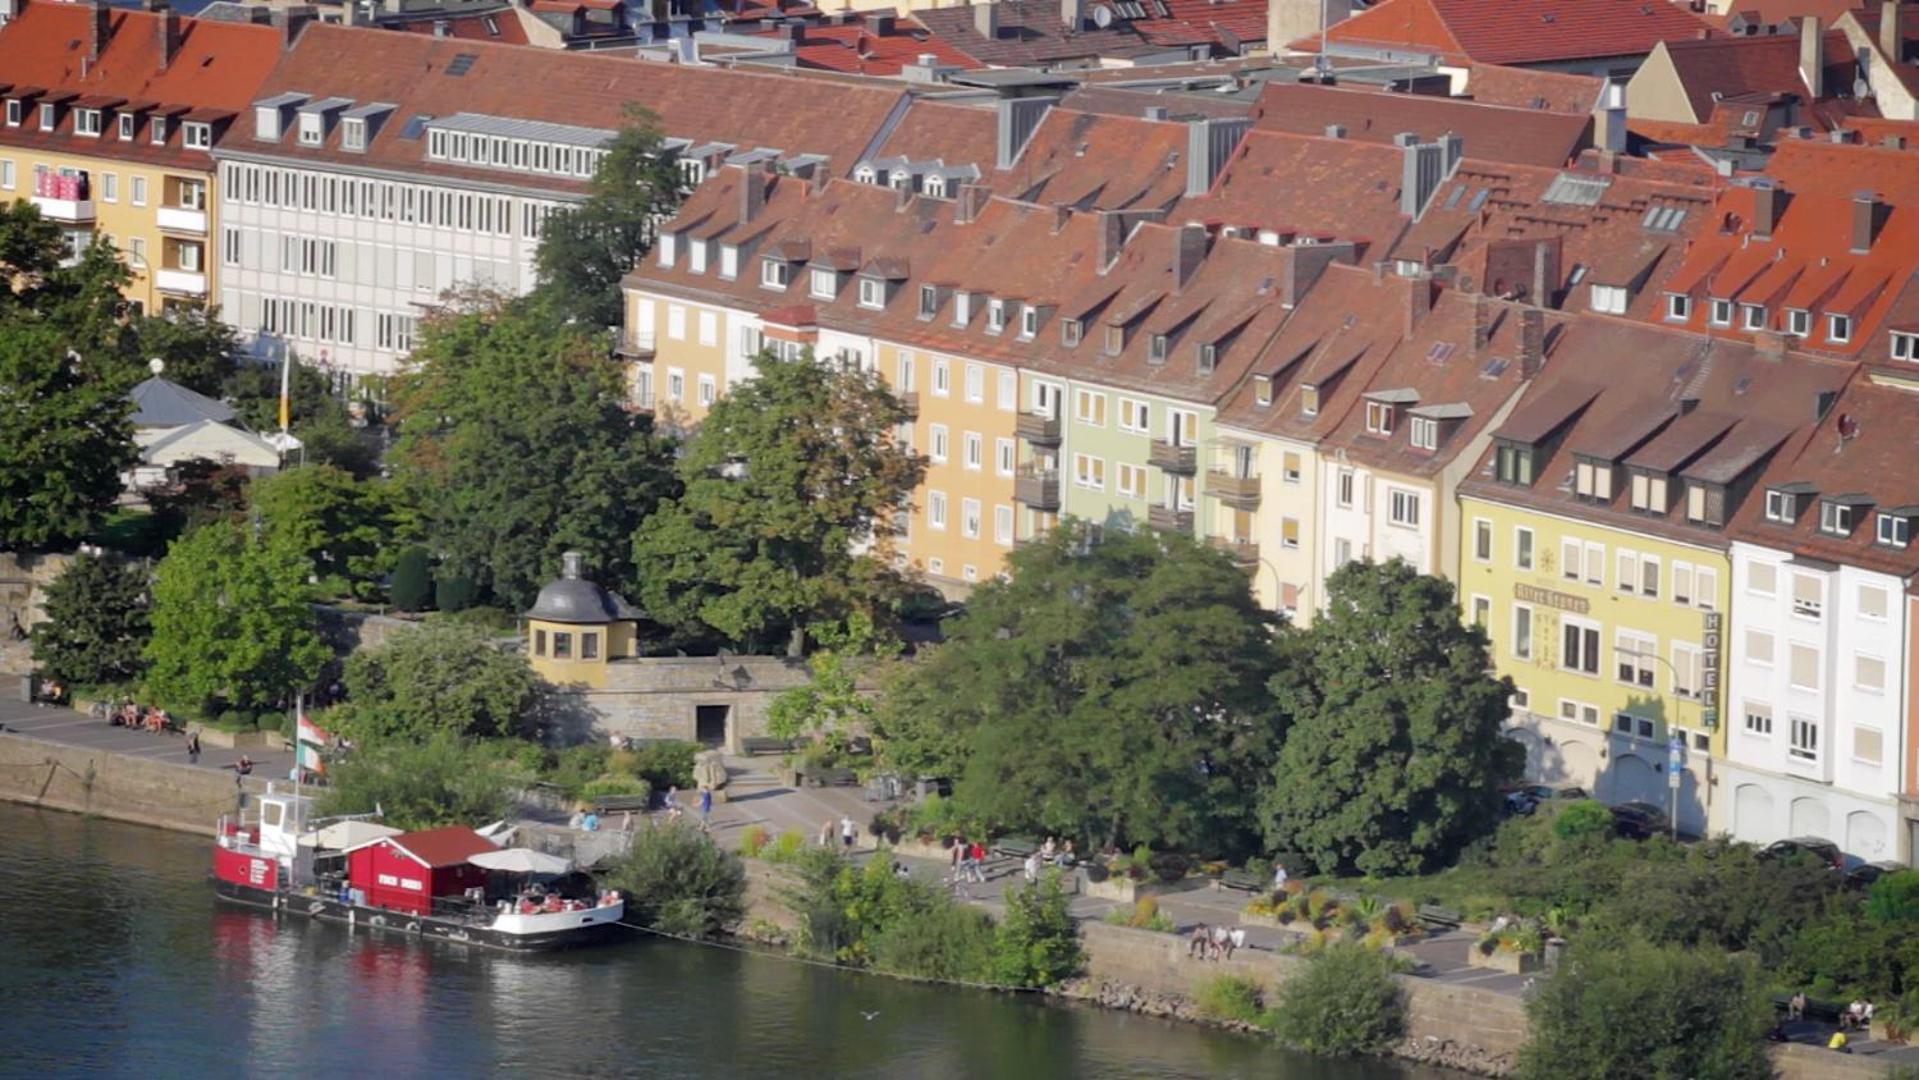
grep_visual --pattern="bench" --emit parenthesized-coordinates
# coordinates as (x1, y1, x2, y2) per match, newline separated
(802, 766, 859, 787)
(741, 736, 802, 756)
(589, 794, 652, 815)
(1214, 869, 1267, 893)
(1772, 993, 1846, 1024)
(993, 836, 1040, 860)
(1416, 904, 1462, 931)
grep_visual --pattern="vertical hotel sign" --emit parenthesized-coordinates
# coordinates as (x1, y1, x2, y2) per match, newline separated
(1701, 611, 1722, 726)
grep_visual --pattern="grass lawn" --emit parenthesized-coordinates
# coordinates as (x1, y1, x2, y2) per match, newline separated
(86, 508, 177, 558)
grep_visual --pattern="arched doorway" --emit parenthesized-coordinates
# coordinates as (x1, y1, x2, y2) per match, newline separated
(1734, 784, 1777, 844)
(1847, 810, 1890, 863)
(1609, 754, 1662, 806)
(1789, 796, 1832, 841)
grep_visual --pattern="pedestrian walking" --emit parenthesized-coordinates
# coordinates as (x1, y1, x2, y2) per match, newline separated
(1188, 925, 1210, 959)
(1210, 925, 1230, 960)
(186, 731, 201, 766)
(698, 786, 713, 829)
(1023, 851, 1041, 883)
(819, 819, 835, 848)
(621, 810, 634, 833)
(840, 814, 857, 849)
(1271, 861, 1288, 894)
(1228, 927, 1245, 958)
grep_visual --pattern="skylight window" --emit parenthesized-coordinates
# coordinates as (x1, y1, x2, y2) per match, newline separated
(445, 53, 479, 76)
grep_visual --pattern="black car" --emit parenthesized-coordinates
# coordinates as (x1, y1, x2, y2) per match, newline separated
(1502, 783, 1591, 815)
(1845, 860, 1905, 888)
(1609, 801, 1668, 839)
(1759, 837, 1844, 870)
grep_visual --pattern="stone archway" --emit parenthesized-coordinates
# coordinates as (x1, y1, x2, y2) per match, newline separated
(1790, 796, 1832, 841)
(1734, 783, 1777, 844)
(1847, 810, 1890, 862)
(1609, 753, 1662, 806)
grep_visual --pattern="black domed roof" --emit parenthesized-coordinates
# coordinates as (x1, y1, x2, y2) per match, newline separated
(524, 552, 641, 625)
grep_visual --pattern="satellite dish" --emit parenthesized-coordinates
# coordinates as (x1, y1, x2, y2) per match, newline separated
(1092, 4, 1114, 28)
(148, 357, 165, 375)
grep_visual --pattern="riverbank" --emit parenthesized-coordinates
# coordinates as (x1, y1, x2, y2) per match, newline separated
(0, 727, 265, 834)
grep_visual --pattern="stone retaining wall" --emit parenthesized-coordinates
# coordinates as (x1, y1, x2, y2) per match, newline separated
(0, 731, 265, 834)
(0, 551, 77, 676)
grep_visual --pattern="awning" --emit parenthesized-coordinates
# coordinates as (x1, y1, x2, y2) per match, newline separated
(469, 848, 572, 875)
(303, 820, 403, 850)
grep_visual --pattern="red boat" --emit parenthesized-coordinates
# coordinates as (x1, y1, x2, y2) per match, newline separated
(211, 784, 624, 951)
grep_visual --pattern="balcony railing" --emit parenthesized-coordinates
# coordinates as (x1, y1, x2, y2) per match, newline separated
(1207, 535, 1260, 571)
(1016, 411, 1061, 445)
(1014, 469, 1061, 511)
(898, 390, 919, 419)
(30, 195, 95, 223)
(155, 268, 207, 295)
(156, 205, 208, 234)
(1149, 440, 1198, 474)
(1208, 469, 1260, 508)
(1147, 505, 1194, 534)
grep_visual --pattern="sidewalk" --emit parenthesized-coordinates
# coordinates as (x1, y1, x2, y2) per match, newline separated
(0, 697, 295, 779)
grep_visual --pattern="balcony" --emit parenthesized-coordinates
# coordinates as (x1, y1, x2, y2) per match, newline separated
(156, 206, 208, 234)
(1016, 411, 1061, 445)
(898, 390, 919, 419)
(1147, 505, 1194, 534)
(1207, 535, 1260, 572)
(1014, 469, 1061, 511)
(30, 195, 95, 223)
(1208, 469, 1261, 508)
(1149, 440, 1198, 474)
(614, 333, 655, 360)
(155, 268, 207, 296)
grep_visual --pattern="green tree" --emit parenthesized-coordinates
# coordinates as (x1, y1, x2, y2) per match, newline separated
(632, 351, 921, 656)
(1868, 870, 1919, 925)
(250, 464, 397, 600)
(0, 199, 68, 308)
(390, 546, 433, 612)
(1520, 938, 1771, 1080)
(317, 733, 521, 831)
(144, 458, 252, 535)
(1260, 559, 1521, 876)
(991, 870, 1083, 988)
(132, 305, 239, 397)
(142, 521, 330, 715)
(1269, 943, 1407, 1056)
(222, 355, 382, 478)
(766, 612, 890, 749)
(532, 105, 687, 327)
(603, 820, 747, 938)
(391, 294, 675, 608)
(876, 521, 1287, 854)
(0, 320, 138, 551)
(28, 553, 149, 687)
(336, 620, 543, 743)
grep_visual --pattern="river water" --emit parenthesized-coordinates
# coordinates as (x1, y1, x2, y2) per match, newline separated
(0, 803, 1446, 1079)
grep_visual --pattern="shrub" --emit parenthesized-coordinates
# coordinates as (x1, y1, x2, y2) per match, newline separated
(1551, 799, 1613, 842)
(992, 870, 1083, 988)
(578, 776, 651, 803)
(1269, 942, 1407, 1056)
(1195, 974, 1268, 1027)
(1149, 851, 1191, 884)
(390, 546, 432, 611)
(318, 734, 522, 831)
(764, 829, 807, 863)
(542, 744, 612, 798)
(434, 571, 477, 612)
(1868, 870, 1919, 925)
(738, 825, 770, 858)
(602, 819, 746, 937)
(1105, 895, 1176, 932)
(871, 899, 997, 983)
(618, 739, 700, 791)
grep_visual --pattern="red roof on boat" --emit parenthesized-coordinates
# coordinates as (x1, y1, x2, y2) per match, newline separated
(376, 826, 499, 868)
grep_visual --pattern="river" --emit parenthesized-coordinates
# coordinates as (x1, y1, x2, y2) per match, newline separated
(0, 802, 1451, 1079)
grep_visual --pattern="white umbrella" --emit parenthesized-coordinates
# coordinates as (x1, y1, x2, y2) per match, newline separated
(468, 848, 573, 875)
(304, 820, 403, 850)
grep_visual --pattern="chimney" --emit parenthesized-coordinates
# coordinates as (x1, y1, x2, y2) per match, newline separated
(973, 0, 997, 39)
(1061, 0, 1082, 29)
(1172, 223, 1206, 292)
(1756, 329, 1788, 359)
(561, 551, 585, 580)
(1852, 190, 1880, 252)
(1143, 106, 1168, 121)
(1399, 138, 1445, 218)
(1519, 307, 1545, 379)
(1881, 1, 1902, 64)
(1800, 15, 1824, 99)
(275, 5, 317, 47)
(1324, 123, 1345, 138)
(1439, 132, 1464, 173)
(1471, 293, 1493, 355)
(1184, 117, 1250, 198)
(955, 183, 990, 224)
(1403, 274, 1431, 338)
(1596, 81, 1628, 154)
(155, 6, 181, 70)
(864, 12, 893, 34)
(1281, 241, 1354, 307)
(1752, 180, 1781, 240)
(432, 17, 449, 35)
(1098, 210, 1126, 269)
(739, 167, 766, 224)
(995, 96, 1054, 170)
(1531, 240, 1559, 308)
(88, 0, 111, 61)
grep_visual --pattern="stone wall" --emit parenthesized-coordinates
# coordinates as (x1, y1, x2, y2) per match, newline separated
(312, 606, 423, 657)
(0, 551, 78, 676)
(562, 655, 851, 749)
(0, 731, 267, 833)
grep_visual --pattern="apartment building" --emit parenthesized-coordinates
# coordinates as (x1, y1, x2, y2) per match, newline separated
(1722, 375, 1919, 864)
(213, 23, 906, 381)
(0, 0, 283, 312)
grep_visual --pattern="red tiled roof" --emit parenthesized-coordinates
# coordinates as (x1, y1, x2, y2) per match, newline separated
(1464, 64, 1604, 114)
(1655, 32, 1852, 124)
(1002, 108, 1193, 212)
(1251, 82, 1593, 169)
(745, 20, 980, 76)
(389, 11, 531, 45)
(387, 826, 499, 869)
(1704, 0, 1857, 32)
(868, 99, 999, 172)
(910, 0, 1165, 66)
(1298, 0, 1712, 66)
(1176, 129, 1412, 257)
(1136, 0, 1268, 50)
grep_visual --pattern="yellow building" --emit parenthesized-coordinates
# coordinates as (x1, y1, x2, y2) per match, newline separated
(883, 341, 1019, 589)
(524, 552, 641, 690)
(0, 3, 284, 313)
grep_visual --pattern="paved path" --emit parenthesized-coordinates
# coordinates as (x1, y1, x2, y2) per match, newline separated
(0, 697, 295, 779)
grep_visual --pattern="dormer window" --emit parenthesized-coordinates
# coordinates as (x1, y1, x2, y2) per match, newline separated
(1665, 294, 1691, 321)
(1148, 334, 1168, 364)
(1829, 314, 1853, 343)
(1019, 305, 1039, 339)
(1365, 400, 1394, 435)
(183, 122, 211, 151)
(1061, 318, 1082, 347)
(341, 117, 366, 152)
(952, 291, 972, 328)
(809, 267, 837, 300)
(4, 100, 19, 127)
(986, 299, 1006, 334)
(719, 244, 739, 279)
(38, 103, 55, 132)
(118, 112, 135, 140)
(1104, 325, 1124, 356)
(1254, 374, 1273, 407)
(924, 174, 947, 198)
(1787, 309, 1810, 337)
(854, 165, 877, 184)
(1740, 303, 1766, 331)
(1589, 284, 1627, 315)
(1820, 500, 1855, 535)
(888, 170, 911, 192)
(760, 257, 789, 290)
(1495, 441, 1534, 485)
(1410, 415, 1439, 450)
(150, 116, 167, 145)
(1708, 298, 1732, 327)
(1300, 384, 1319, 417)
(1877, 512, 1911, 548)
(688, 240, 708, 275)
(858, 277, 885, 309)
(1575, 459, 1613, 501)
(1765, 487, 1802, 523)
(1197, 342, 1216, 374)
(917, 284, 939, 319)
(298, 111, 324, 146)
(657, 232, 677, 268)
(1685, 481, 1721, 525)
(1629, 470, 1669, 513)
(74, 109, 101, 137)
(1893, 331, 1919, 362)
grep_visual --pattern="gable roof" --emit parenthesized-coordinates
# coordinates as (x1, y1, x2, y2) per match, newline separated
(1464, 64, 1605, 115)
(1299, 0, 1712, 67)
(1251, 82, 1593, 169)
(380, 826, 500, 869)
(129, 374, 237, 428)
(745, 18, 982, 76)
(910, 0, 1167, 66)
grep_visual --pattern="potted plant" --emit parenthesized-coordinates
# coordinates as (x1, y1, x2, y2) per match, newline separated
(1469, 920, 1545, 974)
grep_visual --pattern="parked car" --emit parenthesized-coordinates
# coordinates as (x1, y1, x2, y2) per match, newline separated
(1759, 837, 1844, 871)
(1845, 860, 1905, 888)
(1609, 801, 1668, 839)
(1501, 783, 1591, 816)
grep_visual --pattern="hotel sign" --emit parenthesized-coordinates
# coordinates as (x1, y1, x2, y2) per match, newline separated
(1701, 612, 1723, 714)
(1514, 583, 1589, 614)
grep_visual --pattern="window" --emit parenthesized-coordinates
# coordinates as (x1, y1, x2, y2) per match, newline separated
(1791, 573, 1823, 619)
(1859, 584, 1889, 620)
(1877, 513, 1909, 548)
(932, 360, 950, 397)
(1665, 294, 1691, 321)
(1562, 618, 1601, 675)
(964, 364, 984, 404)
(1672, 642, 1702, 699)
(1787, 309, 1810, 337)
(1512, 604, 1533, 660)
(1061, 318, 1082, 347)
(915, 284, 939, 319)
(1708, 298, 1732, 327)
(698, 375, 716, 407)
(1616, 630, 1657, 687)
(963, 432, 983, 471)
(1364, 400, 1395, 435)
(996, 438, 1015, 477)
(1473, 518, 1493, 562)
(760, 259, 789, 290)
(4, 100, 18, 126)
(1495, 442, 1534, 485)
(1740, 303, 1766, 331)
(927, 491, 948, 530)
(1856, 654, 1886, 693)
(928, 424, 949, 464)
(1148, 334, 1167, 364)
(1745, 628, 1774, 666)
(1410, 416, 1438, 450)
(1280, 452, 1301, 483)
(667, 370, 684, 402)
(739, 327, 763, 360)
(1334, 538, 1354, 568)
(1639, 554, 1659, 598)
(1820, 501, 1854, 536)
(581, 632, 600, 661)
(1336, 470, 1355, 508)
(1197, 343, 1217, 373)
(1789, 643, 1820, 691)
(223, 227, 240, 267)
(1575, 460, 1614, 501)
(1829, 313, 1852, 343)
(809, 267, 837, 300)
(298, 112, 323, 146)
(998, 371, 1017, 411)
(697, 311, 717, 348)
(1254, 375, 1273, 407)
(150, 116, 166, 145)
(1590, 284, 1628, 315)
(1789, 714, 1819, 761)
(0, 160, 11, 190)
(1515, 527, 1534, 570)
(128, 237, 146, 267)
(1471, 595, 1490, 627)
(858, 277, 884, 309)
(1743, 702, 1773, 736)
(100, 173, 116, 202)
(75, 109, 101, 137)
(995, 505, 1014, 546)
(1073, 390, 1106, 426)
(37, 102, 54, 131)
(131, 176, 147, 206)
(1118, 398, 1150, 434)
(985, 299, 1006, 334)
(1073, 453, 1105, 490)
(1300, 385, 1319, 416)
(1020, 305, 1039, 339)
(666, 304, 685, 341)
(1388, 489, 1420, 527)
(552, 631, 573, 660)
(1116, 462, 1147, 499)
(342, 118, 366, 152)
(961, 498, 982, 539)
(1747, 560, 1777, 596)
(1764, 489, 1796, 523)
(183, 122, 210, 150)
(1894, 331, 1919, 362)
(1855, 726, 1884, 765)
(1559, 699, 1600, 727)
(1629, 472, 1668, 513)
(1562, 539, 1582, 581)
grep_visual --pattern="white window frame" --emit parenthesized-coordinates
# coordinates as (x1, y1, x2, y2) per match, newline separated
(1387, 488, 1419, 528)
(1410, 415, 1438, 450)
(1514, 526, 1534, 570)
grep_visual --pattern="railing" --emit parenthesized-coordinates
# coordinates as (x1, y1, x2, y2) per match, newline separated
(155, 268, 207, 295)
(1016, 411, 1061, 444)
(1014, 468, 1061, 510)
(1207, 535, 1260, 570)
(1148, 505, 1195, 533)
(156, 205, 208, 234)
(1149, 440, 1198, 474)
(1208, 469, 1260, 506)
(898, 390, 919, 418)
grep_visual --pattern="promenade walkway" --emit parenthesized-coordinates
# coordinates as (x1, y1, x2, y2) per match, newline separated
(0, 697, 294, 779)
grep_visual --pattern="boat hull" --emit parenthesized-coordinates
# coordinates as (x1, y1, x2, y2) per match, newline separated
(213, 879, 624, 952)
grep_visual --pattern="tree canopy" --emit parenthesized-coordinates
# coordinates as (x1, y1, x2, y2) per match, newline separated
(876, 522, 1288, 854)
(222, 355, 381, 478)
(335, 619, 545, 743)
(1259, 558, 1521, 876)
(250, 464, 401, 601)
(532, 105, 687, 328)
(390, 293, 675, 608)
(631, 351, 921, 655)
(143, 521, 330, 715)
(318, 734, 521, 832)
(0, 320, 138, 551)
(29, 552, 150, 687)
